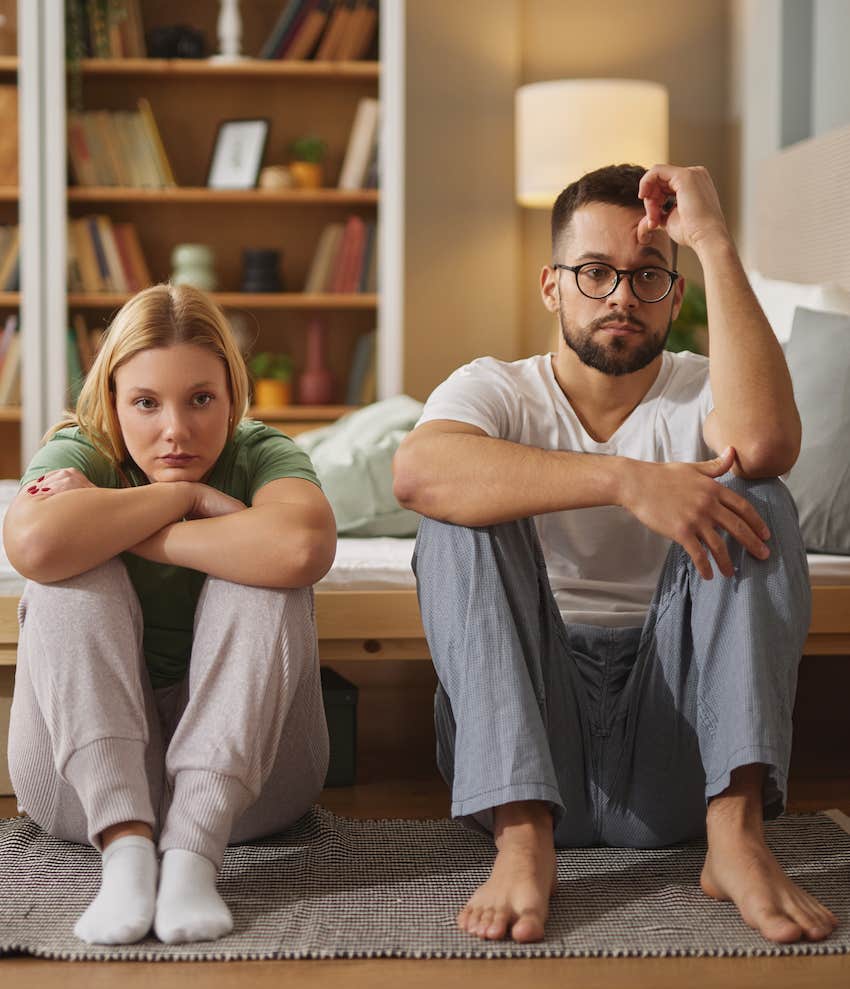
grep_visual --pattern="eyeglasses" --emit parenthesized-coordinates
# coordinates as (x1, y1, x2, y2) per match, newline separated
(553, 262, 680, 303)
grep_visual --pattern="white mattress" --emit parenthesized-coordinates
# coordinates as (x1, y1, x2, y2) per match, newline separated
(0, 479, 847, 594)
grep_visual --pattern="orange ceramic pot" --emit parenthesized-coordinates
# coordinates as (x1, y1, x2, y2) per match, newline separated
(289, 161, 323, 189)
(253, 378, 292, 408)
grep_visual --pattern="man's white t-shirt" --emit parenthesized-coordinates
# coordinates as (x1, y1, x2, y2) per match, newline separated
(417, 350, 715, 628)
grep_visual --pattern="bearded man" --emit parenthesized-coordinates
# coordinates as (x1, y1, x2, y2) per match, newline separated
(392, 163, 838, 945)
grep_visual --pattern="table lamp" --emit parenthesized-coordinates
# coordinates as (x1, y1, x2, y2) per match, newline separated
(515, 79, 669, 208)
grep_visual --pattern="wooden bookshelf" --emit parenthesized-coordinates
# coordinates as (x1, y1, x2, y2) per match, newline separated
(63, 1, 382, 441)
(67, 188, 379, 205)
(248, 404, 355, 421)
(68, 293, 378, 309)
(0, 405, 21, 422)
(79, 58, 379, 80)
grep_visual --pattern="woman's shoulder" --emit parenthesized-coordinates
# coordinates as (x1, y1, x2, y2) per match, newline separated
(21, 425, 121, 487)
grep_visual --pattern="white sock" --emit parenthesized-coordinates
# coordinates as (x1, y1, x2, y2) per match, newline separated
(74, 834, 157, 945)
(154, 848, 233, 944)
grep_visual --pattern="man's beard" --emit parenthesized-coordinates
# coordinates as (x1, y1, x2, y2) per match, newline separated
(559, 308, 672, 376)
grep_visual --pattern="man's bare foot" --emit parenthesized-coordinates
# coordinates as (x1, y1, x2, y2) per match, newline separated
(700, 765, 838, 943)
(457, 801, 557, 943)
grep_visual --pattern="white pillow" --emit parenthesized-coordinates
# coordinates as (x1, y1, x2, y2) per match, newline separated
(747, 269, 850, 345)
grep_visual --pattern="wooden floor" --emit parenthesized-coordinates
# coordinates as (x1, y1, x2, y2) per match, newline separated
(2, 773, 850, 987)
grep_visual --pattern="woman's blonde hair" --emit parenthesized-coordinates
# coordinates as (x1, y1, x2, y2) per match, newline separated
(47, 283, 250, 466)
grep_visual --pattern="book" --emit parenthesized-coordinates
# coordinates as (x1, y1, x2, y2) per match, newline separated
(304, 222, 344, 293)
(67, 112, 98, 186)
(347, 0, 378, 60)
(0, 313, 17, 367)
(0, 227, 19, 292)
(93, 110, 132, 187)
(344, 328, 375, 405)
(259, 0, 308, 58)
(113, 111, 145, 188)
(129, 111, 162, 188)
(67, 328, 85, 405)
(72, 313, 95, 374)
(119, 0, 147, 57)
(112, 223, 142, 292)
(283, 0, 332, 60)
(337, 97, 379, 189)
(329, 215, 360, 292)
(0, 329, 21, 405)
(80, 111, 114, 185)
(274, 0, 317, 57)
(0, 86, 18, 186)
(339, 215, 367, 292)
(137, 98, 177, 187)
(358, 222, 376, 292)
(95, 215, 129, 293)
(86, 215, 113, 290)
(315, 0, 353, 60)
(85, 0, 111, 58)
(70, 217, 105, 293)
(115, 223, 152, 288)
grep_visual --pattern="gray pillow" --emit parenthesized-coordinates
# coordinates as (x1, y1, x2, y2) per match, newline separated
(785, 306, 850, 554)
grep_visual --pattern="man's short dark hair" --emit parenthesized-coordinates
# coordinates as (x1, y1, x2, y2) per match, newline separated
(551, 163, 677, 268)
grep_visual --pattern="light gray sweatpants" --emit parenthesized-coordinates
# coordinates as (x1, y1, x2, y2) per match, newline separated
(413, 474, 811, 849)
(8, 557, 329, 868)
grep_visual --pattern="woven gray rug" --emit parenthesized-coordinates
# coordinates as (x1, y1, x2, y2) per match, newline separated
(1, 808, 849, 961)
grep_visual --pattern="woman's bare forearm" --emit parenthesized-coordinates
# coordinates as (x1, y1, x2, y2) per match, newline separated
(4, 483, 193, 583)
(129, 501, 337, 588)
(393, 430, 629, 526)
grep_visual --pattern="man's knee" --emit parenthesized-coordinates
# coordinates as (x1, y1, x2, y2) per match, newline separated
(717, 473, 800, 532)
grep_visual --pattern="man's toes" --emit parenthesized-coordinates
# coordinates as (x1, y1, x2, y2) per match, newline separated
(456, 905, 472, 932)
(510, 909, 545, 943)
(459, 905, 482, 933)
(474, 907, 496, 937)
(752, 907, 803, 944)
(484, 909, 511, 940)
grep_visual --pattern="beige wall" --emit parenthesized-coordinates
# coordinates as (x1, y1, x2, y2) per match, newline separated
(404, 0, 733, 398)
(403, 1, 521, 401)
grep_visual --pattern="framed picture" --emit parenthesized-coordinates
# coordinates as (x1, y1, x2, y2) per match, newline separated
(207, 119, 270, 189)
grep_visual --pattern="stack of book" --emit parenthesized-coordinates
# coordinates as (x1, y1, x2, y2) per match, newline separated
(68, 216, 152, 295)
(304, 216, 377, 294)
(68, 99, 177, 188)
(0, 314, 20, 406)
(0, 226, 20, 292)
(338, 97, 379, 190)
(68, 0, 147, 58)
(259, 0, 378, 61)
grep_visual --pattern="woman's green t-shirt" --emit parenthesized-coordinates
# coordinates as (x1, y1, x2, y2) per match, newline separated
(20, 420, 322, 688)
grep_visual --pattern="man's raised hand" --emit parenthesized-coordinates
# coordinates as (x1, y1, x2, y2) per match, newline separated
(618, 447, 771, 580)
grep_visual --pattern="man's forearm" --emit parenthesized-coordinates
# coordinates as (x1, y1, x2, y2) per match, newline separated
(698, 235, 801, 473)
(130, 503, 335, 588)
(394, 433, 630, 526)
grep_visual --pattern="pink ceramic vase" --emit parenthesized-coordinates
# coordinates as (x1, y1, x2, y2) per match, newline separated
(297, 319, 335, 405)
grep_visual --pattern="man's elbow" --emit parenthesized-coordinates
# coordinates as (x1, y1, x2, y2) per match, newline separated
(392, 442, 430, 513)
(735, 433, 801, 478)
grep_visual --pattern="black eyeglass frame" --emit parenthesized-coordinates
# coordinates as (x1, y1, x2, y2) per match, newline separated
(553, 262, 680, 303)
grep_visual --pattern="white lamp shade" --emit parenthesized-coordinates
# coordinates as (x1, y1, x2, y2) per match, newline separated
(516, 79, 669, 208)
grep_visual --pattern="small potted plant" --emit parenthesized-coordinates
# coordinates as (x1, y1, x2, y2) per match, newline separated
(249, 351, 293, 408)
(667, 282, 708, 354)
(289, 134, 327, 189)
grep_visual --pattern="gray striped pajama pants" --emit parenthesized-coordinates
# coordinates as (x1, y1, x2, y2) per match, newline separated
(412, 474, 811, 849)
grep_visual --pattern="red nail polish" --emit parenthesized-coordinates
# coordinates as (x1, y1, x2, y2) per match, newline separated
(40, 487, 51, 492)
(27, 486, 37, 493)
(37, 476, 45, 482)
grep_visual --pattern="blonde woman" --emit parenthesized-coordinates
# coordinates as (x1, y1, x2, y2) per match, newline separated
(3, 284, 336, 945)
